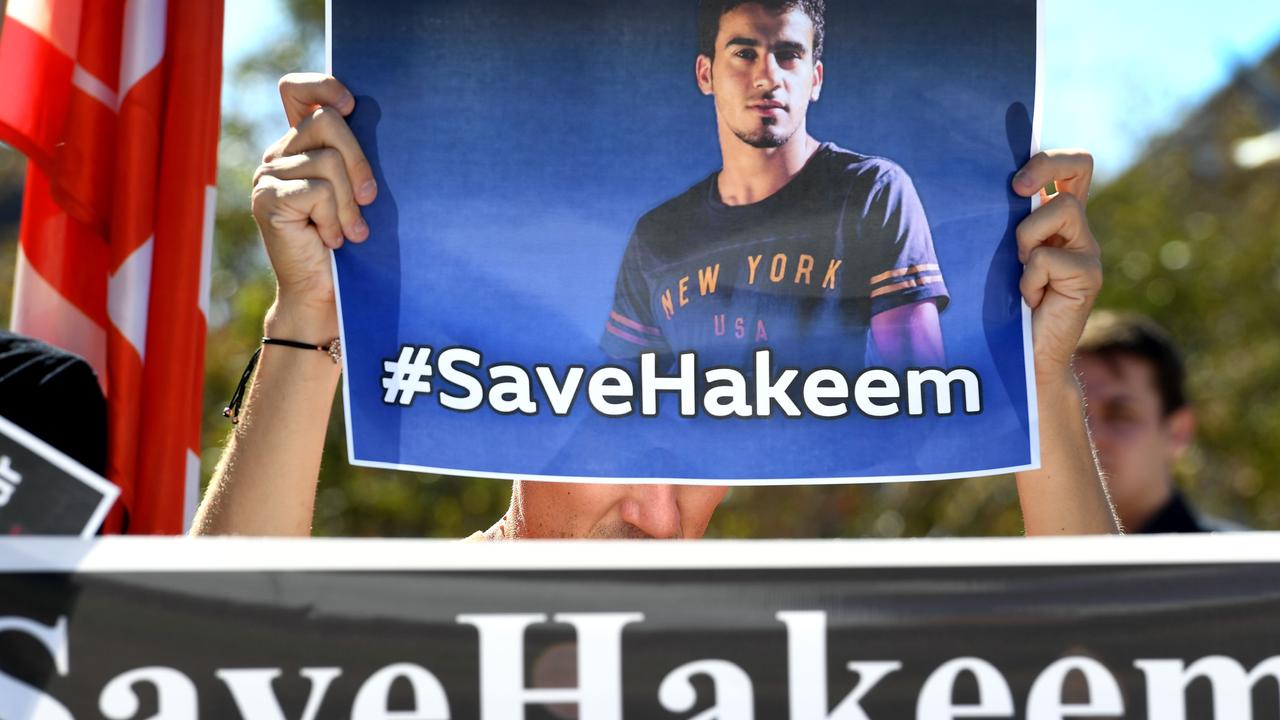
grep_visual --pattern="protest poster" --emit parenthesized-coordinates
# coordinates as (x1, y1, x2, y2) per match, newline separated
(0, 416, 117, 537)
(2, 534, 1278, 717)
(329, 0, 1042, 483)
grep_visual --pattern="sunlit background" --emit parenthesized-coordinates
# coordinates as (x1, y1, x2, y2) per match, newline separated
(3, 0, 1279, 536)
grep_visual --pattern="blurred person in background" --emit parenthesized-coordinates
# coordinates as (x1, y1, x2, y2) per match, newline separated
(1075, 311, 1241, 533)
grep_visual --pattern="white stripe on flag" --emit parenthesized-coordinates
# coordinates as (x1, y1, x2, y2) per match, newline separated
(5, 0, 83, 57)
(198, 185, 217, 320)
(118, 0, 167, 99)
(72, 64, 119, 111)
(183, 449, 201, 534)
(11, 247, 108, 393)
(108, 237, 154, 362)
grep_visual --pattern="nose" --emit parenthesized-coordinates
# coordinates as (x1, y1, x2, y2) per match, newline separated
(754, 54, 782, 90)
(619, 484, 683, 539)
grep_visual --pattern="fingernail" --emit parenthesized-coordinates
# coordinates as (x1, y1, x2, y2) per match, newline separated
(337, 91, 355, 112)
(359, 179, 377, 202)
(1013, 170, 1031, 192)
(351, 217, 369, 239)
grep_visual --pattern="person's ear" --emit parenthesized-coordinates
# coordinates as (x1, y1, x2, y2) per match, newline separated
(1165, 407, 1195, 460)
(810, 60, 824, 102)
(696, 54, 714, 95)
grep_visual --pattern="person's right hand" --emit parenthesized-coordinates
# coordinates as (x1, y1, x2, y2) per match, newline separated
(250, 73, 377, 338)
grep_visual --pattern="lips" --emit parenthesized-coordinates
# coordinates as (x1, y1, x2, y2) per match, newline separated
(750, 100, 787, 117)
(750, 100, 786, 111)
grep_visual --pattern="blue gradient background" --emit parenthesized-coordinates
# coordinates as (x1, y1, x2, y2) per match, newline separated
(332, 0, 1037, 481)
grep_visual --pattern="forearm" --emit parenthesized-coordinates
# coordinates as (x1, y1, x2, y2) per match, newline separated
(1015, 367, 1120, 536)
(191, 302, 340, 536)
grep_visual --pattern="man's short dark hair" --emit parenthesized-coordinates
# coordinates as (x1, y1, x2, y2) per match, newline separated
(1078, 311, 1187, 416)
(697, 0, 826, 62)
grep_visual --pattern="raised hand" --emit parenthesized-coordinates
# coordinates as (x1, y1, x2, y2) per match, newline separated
(250, 73, 377, 338)
(1012, 150, 1102, 381)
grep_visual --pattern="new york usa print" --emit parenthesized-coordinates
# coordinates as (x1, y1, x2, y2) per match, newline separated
(329, 0, 1041, 483)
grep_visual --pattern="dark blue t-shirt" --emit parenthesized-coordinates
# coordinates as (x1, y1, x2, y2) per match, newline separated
(601, 143, 948, 371)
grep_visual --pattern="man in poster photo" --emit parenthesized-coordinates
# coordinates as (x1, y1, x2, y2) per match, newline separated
(602, 0, 945, 371)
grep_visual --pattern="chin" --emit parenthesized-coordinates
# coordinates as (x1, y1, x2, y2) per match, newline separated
(739, 129, 792, 149)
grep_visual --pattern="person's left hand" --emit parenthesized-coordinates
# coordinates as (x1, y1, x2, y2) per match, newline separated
(1011, 150, 1102, 383)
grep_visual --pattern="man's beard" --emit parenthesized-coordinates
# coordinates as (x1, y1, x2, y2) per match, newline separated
(733, 118, 796, 149)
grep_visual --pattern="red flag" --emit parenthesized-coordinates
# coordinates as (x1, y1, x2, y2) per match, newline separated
(0, 0, 223, 534)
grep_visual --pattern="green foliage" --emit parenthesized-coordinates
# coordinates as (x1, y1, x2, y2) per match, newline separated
(283, 0, 325, 31)
(1086, 49, 1280, 528)
(0, 151, 20, 328)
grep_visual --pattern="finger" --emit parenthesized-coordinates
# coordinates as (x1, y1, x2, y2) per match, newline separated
(256, 149, 369, 242)
(1011, 150, 1094, 207)
(1019, 245, 1102, 310)
(1014, 192, 1095, 261)
(269, 106, 377, 205)
(253, 175, 346, 250)
(278, 73, 355, 127)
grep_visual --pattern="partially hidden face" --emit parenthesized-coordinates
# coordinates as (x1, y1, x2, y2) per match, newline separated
(1075, 353, 1193, 512)
(511, 480, 729, 539)
(697, 3, 824, 149)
